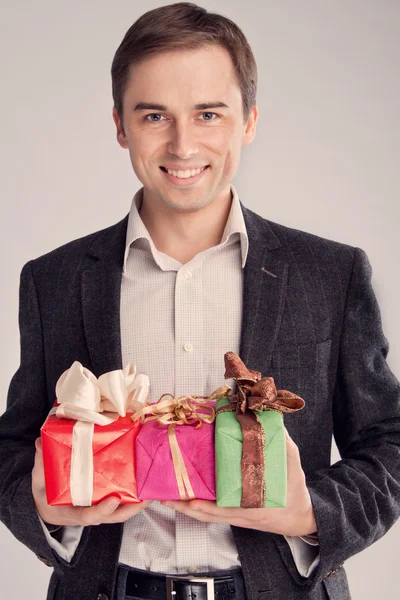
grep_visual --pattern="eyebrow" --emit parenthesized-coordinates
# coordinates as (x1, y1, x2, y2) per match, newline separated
(133, 101, 229, 111)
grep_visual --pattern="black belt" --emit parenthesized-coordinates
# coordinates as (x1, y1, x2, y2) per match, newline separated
(124, 568, 243, 600)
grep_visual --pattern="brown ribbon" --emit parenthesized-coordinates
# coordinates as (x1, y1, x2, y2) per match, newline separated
(133, 386, 230, 500)
(216, 352, 305, 508)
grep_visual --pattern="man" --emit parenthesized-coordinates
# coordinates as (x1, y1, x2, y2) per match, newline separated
(0, 3, 399, 600)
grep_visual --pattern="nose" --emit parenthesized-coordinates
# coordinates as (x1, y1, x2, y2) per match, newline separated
(167, 120, 198, 159)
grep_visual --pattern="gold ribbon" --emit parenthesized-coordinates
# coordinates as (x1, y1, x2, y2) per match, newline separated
(133, 386, 230, 501)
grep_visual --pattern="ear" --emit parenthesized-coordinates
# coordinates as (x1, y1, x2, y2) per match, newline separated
(242, 105, 258, 146)
(112, 106, 128, 149)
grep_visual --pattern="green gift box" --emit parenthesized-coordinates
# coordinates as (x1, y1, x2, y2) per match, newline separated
(215, 352, 305, 508)
(215, 397, 287, 507)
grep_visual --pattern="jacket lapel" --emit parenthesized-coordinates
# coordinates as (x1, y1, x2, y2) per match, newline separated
(81, 215, 129, 377)
(240, 205, 289, 370)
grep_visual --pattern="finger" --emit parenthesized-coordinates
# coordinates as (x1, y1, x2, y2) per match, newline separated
(163, 500, 237, 518)
(164, 503, 247, 526)
(285, 433, 304, 483)
(32, 438, 45, 486)
(187, 500, 243, 517)
(286, 432, 301, 461)
(162, 500, 255, 521)
(34, 437, 43, 463)
(80, 498, 151, 526)
(164, 502, 284, 533)
(79, 496, 122, 525)
(102, 500, 152, 523)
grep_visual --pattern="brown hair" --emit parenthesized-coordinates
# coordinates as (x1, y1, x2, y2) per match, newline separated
(111, 2, 257, 127)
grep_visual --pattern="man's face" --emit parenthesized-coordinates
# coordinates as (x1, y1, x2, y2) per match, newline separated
(113, 44, 258, 213)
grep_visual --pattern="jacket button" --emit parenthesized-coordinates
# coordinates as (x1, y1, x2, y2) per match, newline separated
(97, 595, 109, 600)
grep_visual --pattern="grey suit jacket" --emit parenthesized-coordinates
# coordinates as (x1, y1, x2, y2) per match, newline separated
(1, 204, 399, 600)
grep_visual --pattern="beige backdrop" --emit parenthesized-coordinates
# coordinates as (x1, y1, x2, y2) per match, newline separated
(1, 1, 399, 598)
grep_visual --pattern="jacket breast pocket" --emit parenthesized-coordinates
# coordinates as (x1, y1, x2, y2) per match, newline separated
(269, 338, 332, 395)
(268, 339, 333, 452)
(271, 338, 332, 369)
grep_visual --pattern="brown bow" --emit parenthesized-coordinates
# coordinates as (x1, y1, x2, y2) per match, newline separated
(223, 351, 305, 415)
(217, 352, 305, 508)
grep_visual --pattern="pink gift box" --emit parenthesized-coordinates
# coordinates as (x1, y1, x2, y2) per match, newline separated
(135, 413, 216, 501)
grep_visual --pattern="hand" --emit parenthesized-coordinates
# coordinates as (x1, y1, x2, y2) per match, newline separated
(32, 437, 152, 526)
(161, 429, 317, 537)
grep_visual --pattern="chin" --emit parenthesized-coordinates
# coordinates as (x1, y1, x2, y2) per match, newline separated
(163, 195, 211, 213)
(165, 201, 205, 213)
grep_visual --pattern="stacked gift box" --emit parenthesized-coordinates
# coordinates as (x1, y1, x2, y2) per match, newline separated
(41, 352, 305, 508)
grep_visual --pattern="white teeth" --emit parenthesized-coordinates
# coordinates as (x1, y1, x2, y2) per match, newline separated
(166, 167, 206, 178)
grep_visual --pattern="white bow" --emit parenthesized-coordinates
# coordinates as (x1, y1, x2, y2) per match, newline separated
(50, 361, 149, 506)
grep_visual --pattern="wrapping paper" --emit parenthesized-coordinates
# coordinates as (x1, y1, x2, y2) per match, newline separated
(132, 388, 234, 502)
(41, 361, 149, 506)
(215, 396, 287, 507)
(215, 352, 305, 508)
(135, 413, 216, 501)
(42, 412, 141, 505)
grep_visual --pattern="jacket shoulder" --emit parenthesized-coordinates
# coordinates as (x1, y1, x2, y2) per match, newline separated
(25, 215, 129, 280)
(268, 217, 358, 280)
(243, 204, 356, 255)
(267, 217, 355, 254)
(242, 205, 358, 284)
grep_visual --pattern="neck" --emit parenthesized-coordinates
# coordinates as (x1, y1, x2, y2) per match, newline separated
(138, 186, 233, 264)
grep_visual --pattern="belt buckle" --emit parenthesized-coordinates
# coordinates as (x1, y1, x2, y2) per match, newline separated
(166, 575, 215, 600)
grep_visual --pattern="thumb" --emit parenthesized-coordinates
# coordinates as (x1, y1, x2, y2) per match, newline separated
(285, 429, 304, 481)
(79, 496, 122, 525)
(32, 437, 45, 489)
(99, 496, 121, 515)
(34, 437, 44, 469)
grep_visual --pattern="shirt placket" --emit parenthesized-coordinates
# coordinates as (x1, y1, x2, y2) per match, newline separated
(174, 258, 209, 572)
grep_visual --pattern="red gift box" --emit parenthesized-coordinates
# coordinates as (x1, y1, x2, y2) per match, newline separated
(41, 409, 141, 506)
(40, 360, 150, 506)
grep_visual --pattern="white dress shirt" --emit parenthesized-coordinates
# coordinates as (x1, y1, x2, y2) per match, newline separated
(40, 185, 319, 577)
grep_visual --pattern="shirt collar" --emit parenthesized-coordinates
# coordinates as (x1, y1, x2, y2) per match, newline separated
(123, 184, 249, 273)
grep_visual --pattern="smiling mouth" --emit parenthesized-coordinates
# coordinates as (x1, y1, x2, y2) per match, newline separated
(160, 165, 209, 179)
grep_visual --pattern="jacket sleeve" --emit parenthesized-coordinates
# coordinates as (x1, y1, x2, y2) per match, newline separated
(305, 247, 400, 586)
(0, 261, 90, 569)
(38, 514, 84, 563)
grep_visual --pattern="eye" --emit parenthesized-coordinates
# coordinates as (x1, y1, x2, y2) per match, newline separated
(144, 113, 166, 123)
(200, 112, 218, 121)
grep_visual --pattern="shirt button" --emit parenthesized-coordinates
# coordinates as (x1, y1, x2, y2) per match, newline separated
(187, 567, 198, 574)
(183, 271, 192, 279)
(184, 343, 193, 352)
